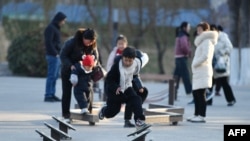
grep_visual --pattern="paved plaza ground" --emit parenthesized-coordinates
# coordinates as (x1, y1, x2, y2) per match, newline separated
(0, 76, 249, 141)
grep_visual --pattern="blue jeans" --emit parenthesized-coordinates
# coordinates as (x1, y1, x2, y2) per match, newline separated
(45, 55, 61, 97)
(173, 57, 192, 94)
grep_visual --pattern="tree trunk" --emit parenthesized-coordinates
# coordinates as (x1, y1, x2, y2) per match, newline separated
(239, 0, 250, 47)
(227, 0, 241, 47)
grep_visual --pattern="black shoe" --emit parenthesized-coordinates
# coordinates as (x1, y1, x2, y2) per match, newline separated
(52, 96, 61, 102)
(98, 106, 106, 120)
(44, 97, 54, 102)
(124, 120, 135, 128)
(206, 102, 213, 106)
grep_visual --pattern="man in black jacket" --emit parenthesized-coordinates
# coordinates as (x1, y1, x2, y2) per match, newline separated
(98, 47, 149, 130)
(44, 11, 66, 102)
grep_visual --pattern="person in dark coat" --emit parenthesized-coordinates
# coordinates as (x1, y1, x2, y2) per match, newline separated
(44, 11, 66, 102)
(98, 47, 149, 130)
(106, 35, 149, 127)
(60, 28, 99, 122)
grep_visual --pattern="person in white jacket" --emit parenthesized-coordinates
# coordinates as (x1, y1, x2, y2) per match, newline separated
(188, 22, 218, 123)
(212, 26, 236, 106)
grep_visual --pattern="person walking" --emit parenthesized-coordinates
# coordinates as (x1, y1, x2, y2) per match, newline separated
(44, 11, 66, 102)
(213, 25, 236, 106)
(173, 21, 192, 98)
(188, 22, 218, 123)
(98, 47, 149, 130)
(60, 28, 99, 122)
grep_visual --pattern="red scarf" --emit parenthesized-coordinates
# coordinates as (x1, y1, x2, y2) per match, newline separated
(116, 49, 123, 55)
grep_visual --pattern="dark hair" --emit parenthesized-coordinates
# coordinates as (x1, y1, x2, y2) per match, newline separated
(83, 28, 97, 40)
(217, 25, 223, 31)
(180, 21, 189, 29)
(197, 22, 210, 31)
(116, 34, 128, 44)
(122, 46, 136, 59)
(210, 24, 217, 31)
(74, 28, 97, 49)
(175, 21, 190, 37)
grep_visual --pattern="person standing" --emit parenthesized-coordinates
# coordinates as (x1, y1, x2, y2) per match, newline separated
(60, 28, 98, 122)
(44, 11, 66, 102)
(173, 21, 192, 97)
(188, 22, 218, 122)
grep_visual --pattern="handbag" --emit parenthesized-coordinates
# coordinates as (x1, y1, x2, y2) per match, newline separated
(92, 65, 107, 82)
(214, 56, 227, 73)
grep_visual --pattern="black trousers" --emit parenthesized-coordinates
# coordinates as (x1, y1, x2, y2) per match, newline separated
(124, 87, 148, 120)
(61, 67, 72, 118)
(104, 87, 145, 121)
(216, 76, 236, 102)
(193, 88, 207, 117)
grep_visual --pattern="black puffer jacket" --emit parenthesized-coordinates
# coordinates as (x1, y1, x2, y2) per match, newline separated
(105, 58, 141, 97)
(44, 12, 66, 56)
(60, 37, 99, 71)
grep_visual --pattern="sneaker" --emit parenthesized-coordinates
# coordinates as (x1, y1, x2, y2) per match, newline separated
(135, 119, 147, 130)
(44, 97, 54, 102)
(189, 116, 205, 123)
(206, 92, 215, 101)
(62, 118, 71, 123)
(227, 101, 236, 106)
(98, 106, 106, 120)
(124, 120, 135, 128)
(187, 99, 194, 105)
(80, 108, 89, 114)
(52, 96, 61, 102)
(186, 115, 197, 121)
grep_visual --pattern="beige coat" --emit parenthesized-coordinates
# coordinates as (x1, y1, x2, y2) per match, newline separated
(192, 31, 218, 90)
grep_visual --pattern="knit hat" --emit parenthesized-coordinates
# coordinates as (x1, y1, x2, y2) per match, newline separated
(82, 55, 95, 67)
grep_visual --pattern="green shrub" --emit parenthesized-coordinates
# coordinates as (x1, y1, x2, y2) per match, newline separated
(7, 29, 47, 77)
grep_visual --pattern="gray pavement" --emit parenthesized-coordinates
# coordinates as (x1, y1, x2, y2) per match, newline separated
(0, 76, 250, 141)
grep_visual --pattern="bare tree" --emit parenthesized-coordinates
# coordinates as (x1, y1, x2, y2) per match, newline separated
(147, 1, 168, 74)
(41, 0, 56, 23)
(227, 0, 241, 47)
(239, 0, 250, 47)
(122, 0, 152, 48)
(84, 0, 113, 53)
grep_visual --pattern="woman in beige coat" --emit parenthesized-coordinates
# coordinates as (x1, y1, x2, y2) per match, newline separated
(188, 22, 218, 122)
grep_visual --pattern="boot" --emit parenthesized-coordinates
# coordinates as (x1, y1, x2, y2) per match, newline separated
(124, 120, 135, 128)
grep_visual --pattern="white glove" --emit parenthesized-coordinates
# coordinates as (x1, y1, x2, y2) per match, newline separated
(69, 74, 78, 86)
(141, 52, 149, 68)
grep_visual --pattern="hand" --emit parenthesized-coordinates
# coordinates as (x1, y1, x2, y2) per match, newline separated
(139, 88, 144, 93)
(116, 87, 121, 95)
(71, 65, 76, 70)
